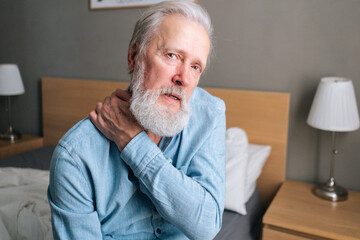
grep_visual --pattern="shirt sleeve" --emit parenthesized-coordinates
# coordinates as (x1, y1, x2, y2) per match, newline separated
(48, 145, 102, 240)
(120, 107, 226, 240)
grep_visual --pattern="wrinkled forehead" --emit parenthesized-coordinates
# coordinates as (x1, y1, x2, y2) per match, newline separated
(147, 14, 211, 56)
(153, 15, 210, 63)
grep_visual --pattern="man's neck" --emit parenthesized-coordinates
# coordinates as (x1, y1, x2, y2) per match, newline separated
(146, 130, 162, 146)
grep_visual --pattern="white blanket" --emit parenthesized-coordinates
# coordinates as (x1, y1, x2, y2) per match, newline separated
(0, 167, 53, 240)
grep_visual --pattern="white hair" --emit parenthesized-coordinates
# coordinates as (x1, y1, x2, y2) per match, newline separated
(128, 1, 213, 73)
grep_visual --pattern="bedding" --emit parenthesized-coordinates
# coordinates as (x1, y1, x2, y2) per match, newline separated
(0, 145, 55, 170)
(0, 167, 52, 240)
(214, 188, 262, 240)
(245, 144, 271, 203)
(225, 128, 271, 215)
(225, 128, 249, 215)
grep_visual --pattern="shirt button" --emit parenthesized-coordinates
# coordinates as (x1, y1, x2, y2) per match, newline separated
(156, 228, 161, 234)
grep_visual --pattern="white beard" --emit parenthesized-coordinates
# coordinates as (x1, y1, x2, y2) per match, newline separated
(129, 61, 191, 137)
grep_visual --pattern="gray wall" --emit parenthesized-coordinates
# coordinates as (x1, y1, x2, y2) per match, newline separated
(1, 0, 359, 191)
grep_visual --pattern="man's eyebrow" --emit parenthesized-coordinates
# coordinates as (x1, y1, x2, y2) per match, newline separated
(162, 47, 206, 68)
(161, 46, 182, 54)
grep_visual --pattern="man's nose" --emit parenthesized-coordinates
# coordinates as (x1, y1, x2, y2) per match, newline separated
(172, 64, 190, 87)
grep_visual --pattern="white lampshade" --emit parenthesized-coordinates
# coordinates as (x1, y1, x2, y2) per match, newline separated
(0, 64, 25, 96)
(307, 77, 360, 132)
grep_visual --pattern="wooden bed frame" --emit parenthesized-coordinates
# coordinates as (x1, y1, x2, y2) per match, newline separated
(42, 77, 290, 210)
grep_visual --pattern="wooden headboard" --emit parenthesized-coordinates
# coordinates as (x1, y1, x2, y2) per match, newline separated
(42, 77, 290, 210)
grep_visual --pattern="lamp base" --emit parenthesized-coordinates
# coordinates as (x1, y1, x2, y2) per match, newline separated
(0, 126, 22, 143)
(313, 179, 348, 202)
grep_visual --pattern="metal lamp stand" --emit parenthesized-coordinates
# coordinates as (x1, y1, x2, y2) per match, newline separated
(1, 96, 21, 142)
(313, 131, 348, 201)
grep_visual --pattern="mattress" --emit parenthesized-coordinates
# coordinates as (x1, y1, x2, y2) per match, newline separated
(0, 145, 55, 170)
(214, 188, 262, 240)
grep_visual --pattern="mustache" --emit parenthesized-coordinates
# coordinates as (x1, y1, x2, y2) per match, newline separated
(158, 86, 187, 102)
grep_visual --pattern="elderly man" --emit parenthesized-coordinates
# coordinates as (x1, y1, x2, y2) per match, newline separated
(48, 1, 225, 239)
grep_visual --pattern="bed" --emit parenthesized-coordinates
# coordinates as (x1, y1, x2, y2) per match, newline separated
(0, 77, 290, 239)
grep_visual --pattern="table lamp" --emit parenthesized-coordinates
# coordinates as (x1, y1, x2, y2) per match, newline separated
(0, 64, 25, 142)
(307, 77, 359, 201)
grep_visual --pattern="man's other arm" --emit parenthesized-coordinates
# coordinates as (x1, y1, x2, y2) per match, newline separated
(48, 145, 102, 240)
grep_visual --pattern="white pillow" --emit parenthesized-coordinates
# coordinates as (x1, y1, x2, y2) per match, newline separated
(224, 127, 249, 215)
(244, 144, 271, 203)
(224, 128, 271, 215)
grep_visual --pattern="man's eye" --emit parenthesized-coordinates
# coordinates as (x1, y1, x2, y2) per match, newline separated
(167, 53, 176, 59)
(192, 65, 201, 72)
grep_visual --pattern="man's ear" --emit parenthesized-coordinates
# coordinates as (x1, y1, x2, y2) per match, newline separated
(128, 43, 139, 73)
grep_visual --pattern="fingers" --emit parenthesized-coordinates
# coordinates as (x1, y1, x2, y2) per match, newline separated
(89, 109, 97, 123)
(107, 90, 130, 109)
(115, 88, 131, 102)
(89, 90, 131, 127)
(103, 96, 111, 107)
(88, 90, 142, 150)
(90, 103, 112, 140)
(89, 102, 104, 126)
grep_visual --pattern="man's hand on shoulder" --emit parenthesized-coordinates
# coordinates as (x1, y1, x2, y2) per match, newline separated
(89, 89, 142, 151)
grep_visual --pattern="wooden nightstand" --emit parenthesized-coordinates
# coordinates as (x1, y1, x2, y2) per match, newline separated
(0, 134, 43, 159)
(262, 180, 360, 240)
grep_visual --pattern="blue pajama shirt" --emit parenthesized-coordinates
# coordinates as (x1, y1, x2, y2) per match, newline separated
(48, 86, 226, 240)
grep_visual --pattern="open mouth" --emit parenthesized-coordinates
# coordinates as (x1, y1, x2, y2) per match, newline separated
(164, 93, 181, 101)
